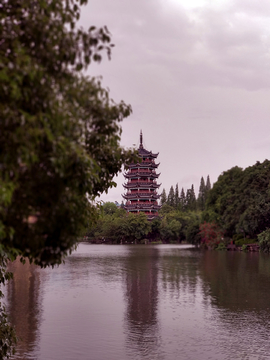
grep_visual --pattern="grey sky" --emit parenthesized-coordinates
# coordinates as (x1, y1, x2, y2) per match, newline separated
(80, 0, 270, 202)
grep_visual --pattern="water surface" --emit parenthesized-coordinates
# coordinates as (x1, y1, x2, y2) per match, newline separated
(5, 244, 270, 360)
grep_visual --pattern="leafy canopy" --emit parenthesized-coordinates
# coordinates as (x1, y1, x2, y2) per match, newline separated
(0, 0, 136, 267)
(204, 161, 270, 238)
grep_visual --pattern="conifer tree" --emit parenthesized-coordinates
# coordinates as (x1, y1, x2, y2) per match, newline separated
(197, 177, 206, 211)
(175, 183, 180, 209)
(206, 175, 211, 191)
(186, 185, 196, 211)
(160, 188, 167, 205)
(167, 186, 175, 207)
(180, 187, 186, 211)
(205, 175, 212, 203)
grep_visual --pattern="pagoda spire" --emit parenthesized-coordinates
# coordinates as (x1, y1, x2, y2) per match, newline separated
(139, 130, 143, 149)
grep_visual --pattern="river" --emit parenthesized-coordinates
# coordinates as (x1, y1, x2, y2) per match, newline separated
(5, 243, 270, 360)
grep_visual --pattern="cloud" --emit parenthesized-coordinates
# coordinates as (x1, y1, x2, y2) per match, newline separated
(79, 0, 270, 202)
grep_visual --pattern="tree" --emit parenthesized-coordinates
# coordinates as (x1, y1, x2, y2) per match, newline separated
(160, 214, 182, 242)
(149, 217, 161, 241)
(167, 186, 175, 207)
(0, 0, 136, 267)
(205, 175, 211, 201)
(197, 177, 206, 211)
(175, 183, 180, 209)
(1, 0, 136, 356)
(258, 229, 270, 253)
(102, 202, 118, 216)
(160, 188, 167, 206)
(199, 222, 224, 249)
(186, 185, 196, 211)
(204, 161, 270, 238)
(122, 213, 151, 243)
(179, 187, 186, 211)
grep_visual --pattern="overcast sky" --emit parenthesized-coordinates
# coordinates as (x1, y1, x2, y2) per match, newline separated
(80, 0, 270, 203)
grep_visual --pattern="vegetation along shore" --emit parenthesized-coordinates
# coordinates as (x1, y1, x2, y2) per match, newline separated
(86, 160, 270, 253)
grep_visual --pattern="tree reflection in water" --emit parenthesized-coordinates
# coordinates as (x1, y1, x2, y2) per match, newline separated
(6, 258, 45, 359)
(3, 245, 270, 360)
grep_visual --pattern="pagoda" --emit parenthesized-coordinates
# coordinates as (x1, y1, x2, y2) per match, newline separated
(122, 131, 161, 219)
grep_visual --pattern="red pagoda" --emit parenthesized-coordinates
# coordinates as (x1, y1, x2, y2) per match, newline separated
(122, 131, 161, 219)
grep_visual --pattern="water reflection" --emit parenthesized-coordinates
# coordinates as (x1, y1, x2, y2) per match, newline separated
(4, 245, 270, 360)
(124, 246, 160, 359)
(198, 250, 270, 359)
(159, 247, 200, 297)
(6, 259, 44, 359)
(200, 251, 270, 311)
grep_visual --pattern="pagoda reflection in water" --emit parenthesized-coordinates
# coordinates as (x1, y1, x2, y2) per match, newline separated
(124, 246, 160, 357)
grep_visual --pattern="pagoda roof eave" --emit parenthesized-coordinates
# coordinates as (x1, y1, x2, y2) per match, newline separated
(138, 148, 159, 158)
(124, 173, 160, 179)
(124, 205, 161, 210)
(123, 183, 161, 189)
(129, 161, 160, 166)
(122, 194, 160, 200)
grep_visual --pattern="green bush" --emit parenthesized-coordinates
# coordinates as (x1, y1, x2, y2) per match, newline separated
(216, 242, 227, 251)
(233, 234, 245, 242)
(235, 238, 257, 246)
(258, 229, 270, 253)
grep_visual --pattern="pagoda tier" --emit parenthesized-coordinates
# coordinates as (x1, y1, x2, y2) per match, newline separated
(123, 181, 161, 189)
(124, 204, 160, 211)
(122, 131, 161, 219)
(123, 192, 160, 200)
(124, 172, 160, 179)
(128, 161, 160, 169)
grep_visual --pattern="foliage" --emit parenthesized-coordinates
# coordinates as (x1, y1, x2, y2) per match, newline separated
(205, 175, 211, 194)
(87, 207, 151, 243)
(149, 217, 161, 241)
(204, 161, 270, 238)
(258, 229, 270, 253)
(160, 217, 182, 242)
(159, 204, 175, 215)
(88, 203, 203, 245)
(216, 242, 227, 251)
(179, 188, 186, 211)
(123, 213, 151, 243)
(167, 186, 175, 207)
(234, 238, 257, 247)
(185, 185, 196, 211)
(197, 177, 206, 211)
(1, 0, 137, 356)
(199, 222, 224, 249)
(159, 210, 201, 243)
(160, 189, 167, 206)
(161, 177, 211, 212)
(0, 0, 136, 267)
(241, 244, 248, 251)
(102, 202, 119, 216)
(0, 249, 19, 359)
(175, 183, 180, 209)
(185, 212, 201, 245)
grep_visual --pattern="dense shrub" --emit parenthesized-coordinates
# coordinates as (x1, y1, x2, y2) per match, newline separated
(235, 238, 257, 246)
(258, 229, 270, 253)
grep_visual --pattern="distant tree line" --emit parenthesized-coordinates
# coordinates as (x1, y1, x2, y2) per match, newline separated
(86, 176, 212, 245)
(87, 161, 270, 252)
(160, 175, 211, 212)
